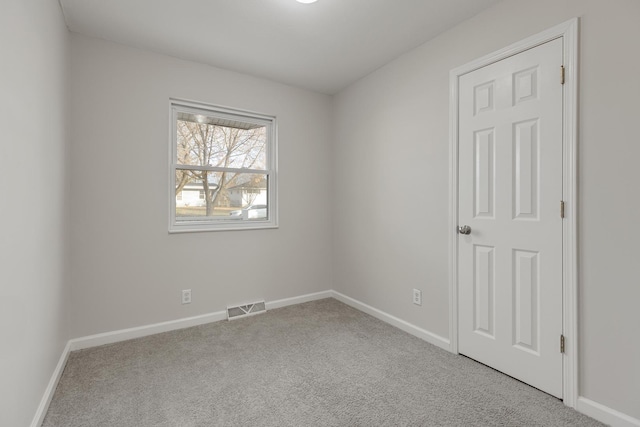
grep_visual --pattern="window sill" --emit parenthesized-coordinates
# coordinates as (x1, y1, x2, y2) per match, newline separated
(168, 222, 279, 233)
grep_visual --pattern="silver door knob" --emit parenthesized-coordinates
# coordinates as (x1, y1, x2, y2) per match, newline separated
(458, 225, 471, 235)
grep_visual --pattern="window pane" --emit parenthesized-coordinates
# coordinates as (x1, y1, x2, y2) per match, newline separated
(176, 113, 267, 170)
(175, 170, 268, 221)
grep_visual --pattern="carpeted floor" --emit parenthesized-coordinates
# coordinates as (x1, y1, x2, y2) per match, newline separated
(43, 298, 603, 426)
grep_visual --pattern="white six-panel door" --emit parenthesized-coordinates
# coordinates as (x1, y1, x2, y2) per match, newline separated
(458, 38, 564, 398)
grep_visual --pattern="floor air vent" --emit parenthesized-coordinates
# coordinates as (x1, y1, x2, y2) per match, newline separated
(227, 301, 266, 321)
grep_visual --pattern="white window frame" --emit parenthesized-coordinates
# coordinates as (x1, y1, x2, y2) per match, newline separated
(169, 99, 278, 233)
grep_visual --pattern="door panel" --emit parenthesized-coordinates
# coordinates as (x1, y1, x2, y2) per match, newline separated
(473, 244, 495, 338)
(458, 38, 563, 398)
(474, 129, 495, 218)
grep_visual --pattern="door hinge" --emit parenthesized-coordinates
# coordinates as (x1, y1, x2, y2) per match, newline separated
(560, 334, 566, 353)
(560, 201, 565, 219)
(560, 65, 565, 85)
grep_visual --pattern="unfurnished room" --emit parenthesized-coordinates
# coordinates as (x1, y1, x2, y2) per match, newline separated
(1, 0, 639, 426)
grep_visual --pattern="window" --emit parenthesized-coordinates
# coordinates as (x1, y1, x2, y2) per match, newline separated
(169, 99, 277, 232)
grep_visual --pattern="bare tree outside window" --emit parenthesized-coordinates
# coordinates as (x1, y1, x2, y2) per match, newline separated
(170, 102, 276, 232)
(175, 116, 267, 216)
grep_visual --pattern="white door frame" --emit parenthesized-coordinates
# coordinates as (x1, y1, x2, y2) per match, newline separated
(448, 18, 579, 407)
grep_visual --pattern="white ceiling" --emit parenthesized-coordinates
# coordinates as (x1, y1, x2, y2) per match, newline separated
(59, 0, 500, 94)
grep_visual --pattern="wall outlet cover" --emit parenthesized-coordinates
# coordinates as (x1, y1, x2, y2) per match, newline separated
(412, 289, 422, 306)
(182, 289, 192, 304)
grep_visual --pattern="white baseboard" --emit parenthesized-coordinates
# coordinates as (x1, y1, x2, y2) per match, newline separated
(265, 290, 332, 310)
(31, 290, 332, 425)
(33, 289, 639, 427)
(68, 310, 227, 351)
(577, 397, 640, 427)
(30, 341, 72, 427)
(330, 290, 450, 351)
(331, 291, 640, 427)
(69, 290, 331, 351)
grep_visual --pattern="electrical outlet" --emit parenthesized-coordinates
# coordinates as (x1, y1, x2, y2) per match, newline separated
(182, 289, 192, 305)
(412, 289, 422, 306)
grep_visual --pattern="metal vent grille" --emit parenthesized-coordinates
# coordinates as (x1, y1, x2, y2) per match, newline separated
(227, 301, 266, 321)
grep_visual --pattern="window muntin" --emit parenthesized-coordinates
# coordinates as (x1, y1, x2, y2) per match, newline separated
(170, 100, 277, 232)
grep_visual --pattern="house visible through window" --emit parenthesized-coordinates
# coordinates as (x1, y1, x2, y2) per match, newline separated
(169, 99, 277, 232)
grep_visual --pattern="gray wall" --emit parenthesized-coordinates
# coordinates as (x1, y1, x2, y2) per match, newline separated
(332, 0, 640, 419)
(0, 0, 70, 425)
(68, 34, 333, 338)
(5, 0, 639, 423)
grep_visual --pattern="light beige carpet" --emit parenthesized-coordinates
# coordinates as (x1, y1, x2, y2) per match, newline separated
(43, 298, 602, 426)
